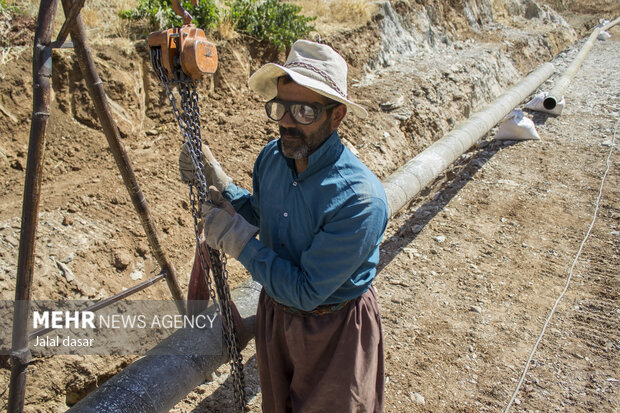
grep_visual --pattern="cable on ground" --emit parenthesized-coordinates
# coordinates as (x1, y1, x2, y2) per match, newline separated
(503, 112, 618, 412)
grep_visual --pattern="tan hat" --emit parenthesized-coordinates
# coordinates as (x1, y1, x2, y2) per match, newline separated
(248, 40, 368, 119)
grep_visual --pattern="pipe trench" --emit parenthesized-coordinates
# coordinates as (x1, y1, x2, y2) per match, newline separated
(544, 16, 620, 110)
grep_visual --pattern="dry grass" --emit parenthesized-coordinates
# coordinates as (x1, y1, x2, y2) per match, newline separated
(6, 0, 138, 42)
(291, 0, 378, 34)
(217, 16, 239, 41)
(5, 0, 376, 42)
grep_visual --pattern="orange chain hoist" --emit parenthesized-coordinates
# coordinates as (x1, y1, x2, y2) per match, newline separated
(147, 24, 218, 81)
(146, 1, 247, 412)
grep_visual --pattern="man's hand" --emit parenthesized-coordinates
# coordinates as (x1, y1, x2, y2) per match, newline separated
(202, 187, 258, 259)
(179, 143, 233, 192)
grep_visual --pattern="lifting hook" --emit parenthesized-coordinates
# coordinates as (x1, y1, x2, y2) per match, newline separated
(172, 0, 198, 25)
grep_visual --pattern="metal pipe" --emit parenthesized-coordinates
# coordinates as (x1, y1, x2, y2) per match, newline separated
(544, 16, 620, 110)
(28, 272, 165, 340)
(7, 1, 59, 412)
(59, 0, 187, 315)
(384, 62, 555, 217)
(66, 280, 261, 413)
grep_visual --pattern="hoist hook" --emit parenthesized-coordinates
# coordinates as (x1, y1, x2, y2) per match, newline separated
(172, 0, 198, 25)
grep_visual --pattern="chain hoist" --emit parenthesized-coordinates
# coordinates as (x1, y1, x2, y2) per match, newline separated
(148, 17, 247, 412)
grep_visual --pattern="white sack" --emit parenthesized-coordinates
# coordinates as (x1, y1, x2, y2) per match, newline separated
(597, 31, 611, 41)
(524, 92, 564, 115)
(494, 109, 540, 141)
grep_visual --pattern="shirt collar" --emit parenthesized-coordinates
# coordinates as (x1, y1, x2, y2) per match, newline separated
(278, 131, 344, 180)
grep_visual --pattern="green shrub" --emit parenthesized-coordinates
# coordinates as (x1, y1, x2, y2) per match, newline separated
(119, 0, 314, 50)
(228, 0, 315, 50)
(119, 0, 220, 31)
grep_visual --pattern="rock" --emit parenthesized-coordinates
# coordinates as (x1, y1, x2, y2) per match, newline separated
(56, 260, 75, 282)
(112, 250, 132, 271)
(433, 235, 446, 243)
(525, 0, 544, 19)
(62, 215, 74, 226)
(379, 95, 405, 111)
(409, 391, 425, 405)
(10, 159, 24, 171)
(470, 305, 482, 313)
(5, 234, 19, 247)
(63, 252, 74, 263)
(136, 243, 149, 258)
(505, 0, 522, 16)
(130, 268, 144, 281)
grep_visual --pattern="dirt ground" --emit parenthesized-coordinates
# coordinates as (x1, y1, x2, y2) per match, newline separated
(0, 0, 618, 412)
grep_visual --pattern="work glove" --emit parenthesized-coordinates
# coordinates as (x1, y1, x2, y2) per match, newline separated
(202, 186, 258, 259)
(179, 143, 233, 192)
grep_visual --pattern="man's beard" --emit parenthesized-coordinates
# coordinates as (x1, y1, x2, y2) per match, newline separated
(279, 119, 332, 159)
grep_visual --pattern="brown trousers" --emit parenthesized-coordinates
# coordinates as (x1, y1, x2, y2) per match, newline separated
(255, 287, 384, 413)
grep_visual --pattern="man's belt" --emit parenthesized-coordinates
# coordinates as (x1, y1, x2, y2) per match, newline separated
(270, 296, 354, 317)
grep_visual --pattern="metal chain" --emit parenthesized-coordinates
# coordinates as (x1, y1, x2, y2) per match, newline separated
(151, 47, 247, 412)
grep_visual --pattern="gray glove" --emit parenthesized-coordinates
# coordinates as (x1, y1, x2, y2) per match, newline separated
(202, 187, 258, 259)
(179, 143, 233, 192)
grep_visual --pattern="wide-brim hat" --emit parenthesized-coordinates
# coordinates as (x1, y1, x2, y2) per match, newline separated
(248, 40, 368, 119)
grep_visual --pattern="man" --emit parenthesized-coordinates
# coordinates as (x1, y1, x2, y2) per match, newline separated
(180, 40, 388, 412)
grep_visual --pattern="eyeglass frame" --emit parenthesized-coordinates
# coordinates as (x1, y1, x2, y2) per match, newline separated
(264, 99, 340, 125)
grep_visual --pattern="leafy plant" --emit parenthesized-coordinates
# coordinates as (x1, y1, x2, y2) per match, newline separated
(119, 0, 315, 51)
(229, 0, 315, 50)
(119, 0, 220, 31)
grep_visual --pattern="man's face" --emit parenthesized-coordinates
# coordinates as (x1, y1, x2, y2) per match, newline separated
(276, 79, 335, 160)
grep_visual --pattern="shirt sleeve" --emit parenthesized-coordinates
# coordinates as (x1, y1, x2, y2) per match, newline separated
(237, 195, 388, 311)
(222, 158, 261, 226)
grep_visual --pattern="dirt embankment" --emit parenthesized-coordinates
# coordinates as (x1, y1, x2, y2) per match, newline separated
(0, 0, 618, 411)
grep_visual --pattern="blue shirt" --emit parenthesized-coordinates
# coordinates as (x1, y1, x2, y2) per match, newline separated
(224, 131, 389, 311)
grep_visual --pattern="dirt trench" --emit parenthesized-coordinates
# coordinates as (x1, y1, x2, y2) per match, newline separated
(0, 0, 618, 411)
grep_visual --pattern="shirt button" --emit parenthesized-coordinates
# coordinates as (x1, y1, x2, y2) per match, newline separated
(292, 181, 298, 186)
(283, 212, 288, 217)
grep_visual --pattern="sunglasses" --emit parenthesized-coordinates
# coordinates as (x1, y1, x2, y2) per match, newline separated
(265, 99, 340, 125)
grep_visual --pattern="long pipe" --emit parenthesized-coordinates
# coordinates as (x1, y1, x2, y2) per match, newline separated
(544, 16, 620, 110)
(66, 280, 261, 412)
(384, 62, 555, 217)
(65, 61, 556, 412)
(59, 0, 186, 315)
(7, 1, 59, 412)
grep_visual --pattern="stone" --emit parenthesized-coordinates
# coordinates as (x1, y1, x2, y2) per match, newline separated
(62, 215, 74, 226)
(409, 391, 425, 405)
(130, 268, 144, 281)
(56, 260, 75, 282)
(5, 234, 18, 247)
(433, 235, 446, 243)
(525, 0, 544, 19)
(10, 159, 24, 171)
(112, 250, 132, 271)
(136, 243, 149, 258)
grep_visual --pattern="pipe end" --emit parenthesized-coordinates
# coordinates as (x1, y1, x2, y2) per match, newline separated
(543, 96, 557, 110)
